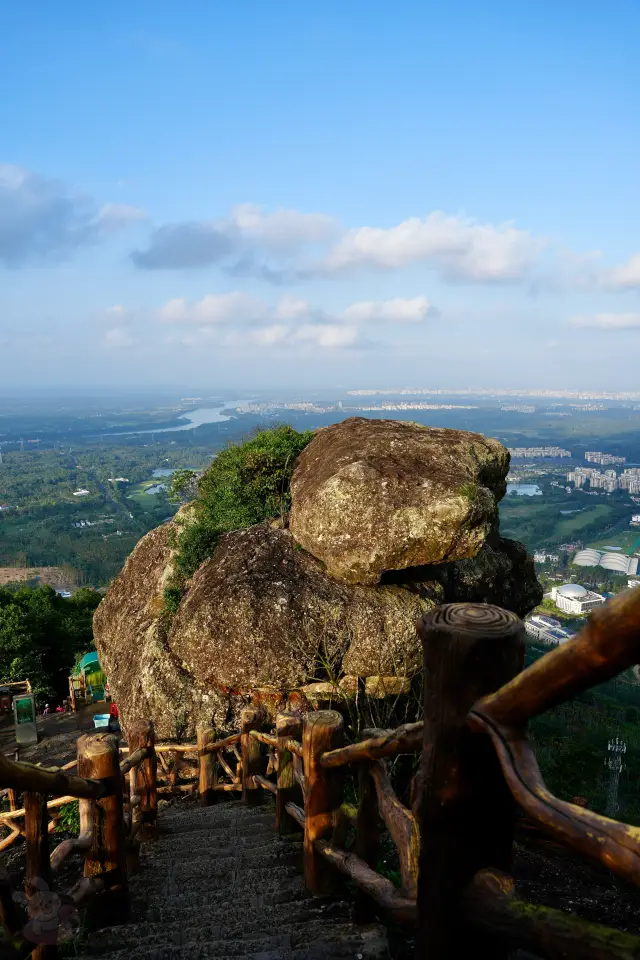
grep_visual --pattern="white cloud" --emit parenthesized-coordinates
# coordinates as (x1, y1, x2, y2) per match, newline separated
(273, 295, 313, 321)
(158, 292, 266, 324)
(0, 165, 145, 266)
(570, 312, 640, 329)
(103, 327, 134, 348)
(608, 254, 640, 289)
(321, 212, 544, 281)
(96, 203, 147, 229)
(295, 324, 358, 348)
(341, 296, 432, 324)
(132, 203, 334, 271)
(229, 204, 334, 251)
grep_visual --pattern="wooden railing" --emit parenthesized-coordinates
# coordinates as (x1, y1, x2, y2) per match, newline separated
(1, 589, 640, 958)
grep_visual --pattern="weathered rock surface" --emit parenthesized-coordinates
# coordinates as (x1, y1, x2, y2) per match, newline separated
(288, 417, 510, 584)
(94, 518, 540, 739)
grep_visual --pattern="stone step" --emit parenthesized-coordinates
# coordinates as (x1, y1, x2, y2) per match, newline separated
(140, 836, 287, 865)
(156, 821, 277, 842)
(130, 849, 301, 883)
(77, 926, 388, 960)
(88, 917, 362, 954)
(130, 864, 304, 898)
(131, 880, 310, 920)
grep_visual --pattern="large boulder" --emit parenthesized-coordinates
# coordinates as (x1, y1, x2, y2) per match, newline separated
(94, 517, 540, 739)
(288, 417, 510, 585)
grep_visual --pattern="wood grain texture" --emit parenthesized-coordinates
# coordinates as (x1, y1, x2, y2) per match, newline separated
(468, 708, 640, 887)
(0, 750, 102, 800)
(24, 792, 51, 898)
(416, 602, 525, 960)
(475, 586, 640, 728)
(241, 707, 266, 806)
(303, 710, 344, 895)
(463, 868, 640, 960)
(276, 714, 303, 834)
(203, 732, 241, 754)
(318, 722, 423, 769)
(78, 734, 128, 926)
(197, 726, 216, 806)
(127, 720, 158, 842)
(314, 840, 416, 924)
(370, 760, 419, 900)
(255, 775, 277, 795)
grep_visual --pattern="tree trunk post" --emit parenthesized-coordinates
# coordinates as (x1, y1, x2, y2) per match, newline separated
(241, 707, 264, 807)
(78, 733, 128, 927)
(76, 735, 93, 840)
(128, 719, 158, 840)
(415, 602, 525, 960)
(24, 789, 56, 958)
(197, 725, 216, 806)
(354, 760, 380, 921)
(303, 710, 344, 895)
(275, 713, 303, 834)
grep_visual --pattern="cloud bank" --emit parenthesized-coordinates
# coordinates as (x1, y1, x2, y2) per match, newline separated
(0, 165, 145, 266)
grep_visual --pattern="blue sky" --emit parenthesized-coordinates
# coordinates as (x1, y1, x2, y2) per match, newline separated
(1, 0, 639, 391)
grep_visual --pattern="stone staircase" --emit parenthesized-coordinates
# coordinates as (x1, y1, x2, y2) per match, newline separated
(79, 799, 390, 960)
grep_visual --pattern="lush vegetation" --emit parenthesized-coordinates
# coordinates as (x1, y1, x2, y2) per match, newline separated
(526, 641, 640, 824)
(0, 585, 101, 703)
(164, 425, 314, 611)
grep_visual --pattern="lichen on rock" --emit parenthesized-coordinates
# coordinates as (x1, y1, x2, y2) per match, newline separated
(93, 419, 541, 739)
(288, 417, 510, 585)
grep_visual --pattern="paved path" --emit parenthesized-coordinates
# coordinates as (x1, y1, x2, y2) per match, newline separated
(79, 799, 389, 960)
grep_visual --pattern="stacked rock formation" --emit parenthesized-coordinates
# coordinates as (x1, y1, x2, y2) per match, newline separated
(94, 418, 541, 739)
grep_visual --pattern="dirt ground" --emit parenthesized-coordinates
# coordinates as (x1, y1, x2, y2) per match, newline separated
(0, 566, 75, 590)
(0, 702, 113, 766)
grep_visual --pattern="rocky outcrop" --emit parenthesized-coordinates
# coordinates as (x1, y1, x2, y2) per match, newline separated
(93, 417, 541, 739)
(94, 521, 540, 739)
(289, 417, 509, 584)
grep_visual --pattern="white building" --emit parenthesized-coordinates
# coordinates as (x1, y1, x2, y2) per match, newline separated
(572, 549, 639, 576)
(525, 615, 575, 645)
(533, 551, 560, 564)
(550, 583, 606, 615)
(73, 489, 90, 497)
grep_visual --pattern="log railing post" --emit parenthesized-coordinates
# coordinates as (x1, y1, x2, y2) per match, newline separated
(128, 719, 157, 840)
(303, 710, 344, 895)
(78, 734, 128, 927)
(197, 725, 216, 807)
(354, 760, 379, 921)
(24, 790, 56, 959)
(241, 707, 264, 807)
(275, 713, 302, 834)
(415, 603, 525, 960)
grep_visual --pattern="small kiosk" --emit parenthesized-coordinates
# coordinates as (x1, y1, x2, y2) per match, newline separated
(13, 692, 38, 745)
(68, 652, 108, 711)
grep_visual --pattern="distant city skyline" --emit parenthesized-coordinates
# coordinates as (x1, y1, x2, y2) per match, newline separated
(1, 2, 639, 389)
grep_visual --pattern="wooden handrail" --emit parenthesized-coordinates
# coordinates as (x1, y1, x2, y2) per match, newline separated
(119, 746, 152, 777)
(462, 868, 640, 960)
(0, 751, 103, 800)
(318, 721, 423, 768)
(203, 732, 241, 754)
(249, 731, 278, 747)
(50, 831, 93, 871)
(475, 586, 640, 728)
(1, 592, 639, 959)
(314, 839, 416, 924)
(0, 794, 79, 822)
(468, 706, 640, 887)
(255, 774, 277, 795)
